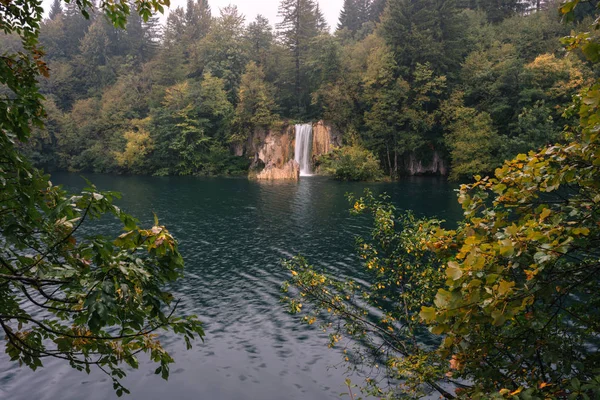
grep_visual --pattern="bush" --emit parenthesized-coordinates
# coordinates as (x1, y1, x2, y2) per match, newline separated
(316, 145, 384, 181)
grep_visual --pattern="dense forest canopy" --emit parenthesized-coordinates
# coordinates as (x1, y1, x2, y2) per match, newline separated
(1, 0, 596, 179)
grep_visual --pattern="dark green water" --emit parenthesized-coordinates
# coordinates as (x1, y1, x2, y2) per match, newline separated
(0, 174, 461, 400)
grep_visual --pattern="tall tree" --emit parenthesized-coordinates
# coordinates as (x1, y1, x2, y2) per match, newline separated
(337, 0, 363, 33)
(368, 0, 387, 21)
(233, 61, 279, 143)
(245, 15, 273, 66)
(196, 5, 248, 102)
(315, 3, 329, 32)
(378, 0, 464, 76)
(62, 1, 94, 57)
(277, 0, 319, 116)
(185, 0, 212, 42)
(48, 0, 62, 20)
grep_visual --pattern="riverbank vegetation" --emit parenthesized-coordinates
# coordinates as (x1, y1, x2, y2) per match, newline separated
(2, 0, 594, 179)
(283, 1, 600, 398)
(315, 145, 384, 181)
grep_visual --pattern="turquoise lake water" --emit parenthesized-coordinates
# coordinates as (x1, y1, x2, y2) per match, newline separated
(0, 173, 461, 400)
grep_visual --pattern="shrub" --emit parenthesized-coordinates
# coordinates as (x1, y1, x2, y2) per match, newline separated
(316, 145, 384, 181)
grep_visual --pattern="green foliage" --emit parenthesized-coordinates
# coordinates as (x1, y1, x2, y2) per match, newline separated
(150, 74, 240, 176)
(283, 3, 600, 398)
(6, 0, 590, 179)
(441, 92, 501, 181)
(232, 61, 279, 143)
(1, 0, 205, 395)
(282, 191, 451, 398)
(316, 145, 384, 181)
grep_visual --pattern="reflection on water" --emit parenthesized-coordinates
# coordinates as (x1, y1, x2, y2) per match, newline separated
(0, 174, 461, 400)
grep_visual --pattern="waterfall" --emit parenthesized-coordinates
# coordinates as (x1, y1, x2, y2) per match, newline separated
(294, 123, 313, 176)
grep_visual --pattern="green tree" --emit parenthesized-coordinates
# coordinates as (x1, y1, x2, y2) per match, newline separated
(48, 0, 62, 20)
(337, 0, 369, 34)
(245, 15, 273, 66)
(441, 92, 500, 181)
(232, 61, 279, 143)
(378, 0, 464, 76)
(277, 0, 320, 116)
(185, 0, 212, 42)
(194, 5, 248, 102)
(0, 0, 204, 395)
(151, 73, 234, 175)
(315, 145, 384, 181)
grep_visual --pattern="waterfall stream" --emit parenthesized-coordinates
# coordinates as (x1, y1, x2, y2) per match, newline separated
(294, 123, 313, 176)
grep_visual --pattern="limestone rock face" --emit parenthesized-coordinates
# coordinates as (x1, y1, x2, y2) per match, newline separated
(257, 125, 294, 169)
(404, 151, 448, 176)
(255, 160, 300, 180)
(312, 121, 341, 158)
(242, 121, 340, 180)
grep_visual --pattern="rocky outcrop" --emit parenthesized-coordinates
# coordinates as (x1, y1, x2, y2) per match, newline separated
(241, 121, 340, 180)
(256, 126, 294, 169)
(404, 151, 448, 176)
(312, 121, 340, 158)
(255, 159, 300, 180)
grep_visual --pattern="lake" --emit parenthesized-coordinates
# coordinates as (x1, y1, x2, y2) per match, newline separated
(0, 173, 461, 400)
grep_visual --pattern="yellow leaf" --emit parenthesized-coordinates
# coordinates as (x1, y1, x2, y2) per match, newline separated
(419, 306, 436, 322)
(497, 280, 515, 296)
(446, 261, 463, 280)
(510, 387, 523, 396)
(540, 208, 551, 221)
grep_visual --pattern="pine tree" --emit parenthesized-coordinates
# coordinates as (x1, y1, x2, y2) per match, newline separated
(62, 1, 94, 57)
(164, 7, 187, 45)
(315, 3, 329, 33)
(378, 0, 463, 76)
(246, 15, 273, 66)
(48, 0, 62, 20)
(368, 0, 387, 22)
(185, 0, 212, 41)
(337, 0, 361, 33)
(125, 10, 161, 64)
(277, 0, 319, 116)
(233, 61, 278, 142)
(471, 0, 526, 23)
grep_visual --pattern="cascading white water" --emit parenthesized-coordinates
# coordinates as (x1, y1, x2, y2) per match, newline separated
(294, 123, 313, 176)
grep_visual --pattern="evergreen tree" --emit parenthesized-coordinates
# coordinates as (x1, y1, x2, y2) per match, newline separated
(197, 5, 248, 103)
(378, 0, 464, 76)
(185, 0, 212, 42)
(473, 0, 526, 23)
(337, 0, 362, 33)
(164, 7, 187, 45)
(277, 0, 319, 116)
(315, 3, 329, 33)
(246, 15, 273, 66)
(233, 61, 278, 143)
(48, 0, 62, 20)
(125, 10, 161, 64)
(368, 0, 387, 22)
(62, 1, 94, 57)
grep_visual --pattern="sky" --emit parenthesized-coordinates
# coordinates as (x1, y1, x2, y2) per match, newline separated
(42, 0, 344, 31)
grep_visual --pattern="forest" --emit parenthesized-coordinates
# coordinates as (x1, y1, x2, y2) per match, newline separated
(2, 0, 595, 180)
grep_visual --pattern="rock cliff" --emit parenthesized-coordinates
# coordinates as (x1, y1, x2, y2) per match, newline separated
(243, 121, 339, 180)
(255, 159, 300, 180)
(312, 121, 341, 159)
(404, 151, 448, 176)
